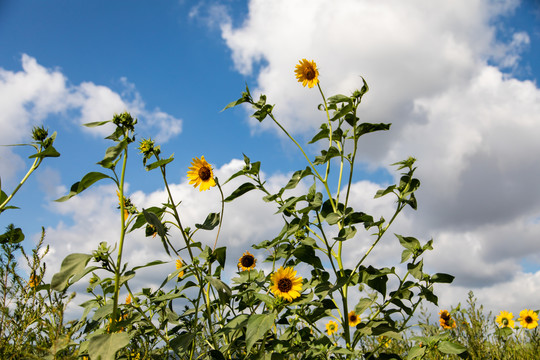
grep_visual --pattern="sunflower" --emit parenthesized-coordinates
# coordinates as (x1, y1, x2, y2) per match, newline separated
(125, 294, 132, 305)
(116, 190, 131, 218)
(495, 311, 514, 328)
(238, 251, 257, 271)
(326, 320, 338, 335)
(439, 310, 456, 329)
(28, 274, 38, 288)
(187, 156, 216, 191)
(518, 309, 539, 329)
(176, 258, 185, 278)
(294, 59, 319, 88)
(348, 311, 361, 327)
(270, 266, 302, 302)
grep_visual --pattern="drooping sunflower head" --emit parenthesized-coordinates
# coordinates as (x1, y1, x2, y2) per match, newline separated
(326, 320, 338, 336)
(176, 258, 185, 278)
(518, 309, 539, 329)
(439, 310, 456, 329)
(187, 156, 216, 191)
(238, 251, 257, 271)
(125, 294, 132, 305)
(294, 59, 319, 88)
(270, 266, 303, 302)
(495, 311, 514, 328)
(348, 311, 361, 327)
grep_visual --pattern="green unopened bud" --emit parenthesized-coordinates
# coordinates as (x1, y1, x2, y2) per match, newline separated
(112, 112, 136, 131)
(31, 126, 48, 142)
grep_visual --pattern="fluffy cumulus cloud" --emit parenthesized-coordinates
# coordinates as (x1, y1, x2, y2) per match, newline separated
(193, 0, 540, 314)
(0, 55, 182, 183)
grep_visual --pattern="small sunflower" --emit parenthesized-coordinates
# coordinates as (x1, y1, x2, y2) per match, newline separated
(518, 309, 539, 329)
(294, 58, 319, 88)
(270, 266, 303, 302)
(125, 294, 132, 305)
(326, 320, 338, 335)
(348, 311, 361, 327)
(377, 336, 392, 348)
(238, 251, 257, 271)
(28, 274, 38, 288)
(116, 190, 132, 218)
(176, 258, 185, 278)
(495, 310, 514, 328)
(187, 156, 216, 191)
(439, 310, 456, 329)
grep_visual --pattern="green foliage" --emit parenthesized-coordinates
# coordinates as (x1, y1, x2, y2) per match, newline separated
(3, 69, 537, 360)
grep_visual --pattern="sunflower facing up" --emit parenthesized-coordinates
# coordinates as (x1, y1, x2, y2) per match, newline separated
(495, 311, 514, 328)
(270, 266, 302, 302)
(294, 59, 319, 88)
(348, 311, 361, 327)
(518, 309, 539, 329)
(238, 251, 257, 271)
(326, 320, 338, 336)
(439, 310, 456, 329)
(187, 156, 216, 191)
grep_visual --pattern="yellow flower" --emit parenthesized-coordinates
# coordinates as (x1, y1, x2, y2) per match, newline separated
(138, 138, 154, 155)
(348, 311, 361, 327)
(187, 156, 216, 191)
(28, 274, 38, 288)
(125, 294, 132, 305)
(518, 309, 539, 329)
(238, 251, 257, 271)
(326, 320, 338, 335)
(495, 310, 514, 328)
(378, 336, 392, 348)
(176, 258, 184, 278)
(439, 310, 456, 329)
(294, 59, 319, 88)
(270, 266, 302, 302)
(116, 190, 130, 219)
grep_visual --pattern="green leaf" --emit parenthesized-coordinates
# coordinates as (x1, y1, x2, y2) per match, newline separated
(325, 212, 341, 225)
(407, 259, 423, 280)
(83, 120, 112, 127)
(246, 313, 277, 352)
(355, 123, 391, 138)
(375, 185, 396, 199)
(195, 212, 220, 230)
(145, 155, 174, 171)
(213, 246, 227, 268)
(284, 167, 313, 190)
(88, 333, 130, 360)
(206, 276, 232, 304)
(28, 145, 60, 159)
(224, 182, 257, 202)
(437, 340, 467, 354)
(97, 140, 127, 169)
(406, 346, 426, 360)
(355, 297, 375, 314)
(396, 234, 421, 252)
(209, 350, 226, 360)
(293, 245, 323, 269)
(0, 226, 24, 244)
(431, 273, 455, 284)
(327, 94, 351, 105)
(132, 260, 167, 271)
(313, 146, 341, 165)
(308, 125, 329, 144)
(55, 172, 112, 202)
(51, 253, 92, 291)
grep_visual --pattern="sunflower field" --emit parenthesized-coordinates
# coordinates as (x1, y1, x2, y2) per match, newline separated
(1, 59, 538, 359)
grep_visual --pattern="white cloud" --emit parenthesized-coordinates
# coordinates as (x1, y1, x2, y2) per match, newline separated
(0, 55, 183, 184)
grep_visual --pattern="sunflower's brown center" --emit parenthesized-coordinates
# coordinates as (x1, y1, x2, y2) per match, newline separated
(241, 255, 254, 268)
(305, 68, 316, 80)
(502, 318, 509, 326)
(525, 315, 533, 324)
(349, 315, 357, 323)
(198, 166, 211, 181)
(277, 277, 293, 292)
(329, 324, 336, 331)
(441, 312, 450, 321)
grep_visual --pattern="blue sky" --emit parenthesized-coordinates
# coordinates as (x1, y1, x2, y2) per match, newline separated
(1, 0, 540, 317)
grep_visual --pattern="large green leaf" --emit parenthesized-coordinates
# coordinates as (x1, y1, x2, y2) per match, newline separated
(246, 313, 276, 352)
(0, 226, 24, 244)
(51, 253, 92, 291)
(195, 212, 220, 230)
(437, 340, 467, 354)
(55, 172, 112, 202)
(88, 333, 130, 360)
(224, 182, 257, 202)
